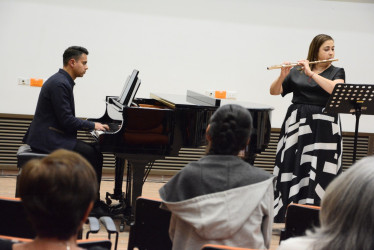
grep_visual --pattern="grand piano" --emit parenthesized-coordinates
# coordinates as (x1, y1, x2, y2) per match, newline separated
(89, 73, 273, 228)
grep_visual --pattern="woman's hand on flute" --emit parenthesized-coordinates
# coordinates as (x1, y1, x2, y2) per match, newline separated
(280, 61, 292, 77)
(297, 60, 313, 77)
(270, 61, 291, 95)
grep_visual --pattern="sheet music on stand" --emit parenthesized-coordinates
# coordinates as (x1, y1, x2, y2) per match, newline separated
(324, 83, 374, 163)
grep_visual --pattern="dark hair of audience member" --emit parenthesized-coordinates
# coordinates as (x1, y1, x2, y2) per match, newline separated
(18, 149, 98, 241)
(207, 104, 252, 155)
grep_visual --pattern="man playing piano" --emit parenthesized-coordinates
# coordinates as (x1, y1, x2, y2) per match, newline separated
(23, 46, 110, 216)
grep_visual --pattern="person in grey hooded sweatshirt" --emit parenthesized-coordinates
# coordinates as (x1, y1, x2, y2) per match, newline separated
(159, 104, 275, 250)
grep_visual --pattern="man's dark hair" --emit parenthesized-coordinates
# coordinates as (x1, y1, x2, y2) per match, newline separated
(207, 104, 253, 155)
(63, 46, 89, 66)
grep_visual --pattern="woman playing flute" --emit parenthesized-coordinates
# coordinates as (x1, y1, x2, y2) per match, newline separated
(270, 34, 345, 223)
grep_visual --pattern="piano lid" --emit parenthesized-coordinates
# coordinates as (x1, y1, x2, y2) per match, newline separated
(186, 90, 221, 107)
(150, 93, 218, 109)
(150, 92, 274, 111)
(184, 90, 273, 110)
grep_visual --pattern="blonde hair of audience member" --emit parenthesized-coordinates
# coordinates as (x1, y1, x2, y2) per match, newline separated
(16, 149, 98, 250)
(312, 156, 374, 250)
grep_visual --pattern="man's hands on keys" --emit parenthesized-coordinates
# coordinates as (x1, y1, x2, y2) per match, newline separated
(94, 122, 109, 131)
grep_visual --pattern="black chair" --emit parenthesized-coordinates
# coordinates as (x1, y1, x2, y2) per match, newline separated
(201, 244, 259, 250)
(15, 144, 48, 197)
(127, 196, 172, 250)
(85, 217, 101, 239)
(16, 144, 48, 168)
(0, 196, 36, 239)
(77, 238, 112, 249)
(0, 235, 112, 249)
(100, 216, 119, 250)
(279, 203, 321, 242)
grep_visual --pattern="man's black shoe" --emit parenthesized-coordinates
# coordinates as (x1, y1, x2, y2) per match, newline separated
(90, 200, 111, 218)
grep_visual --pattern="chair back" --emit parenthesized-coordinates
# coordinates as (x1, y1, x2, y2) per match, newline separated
(280, 203, 320, 242)
(0, 235, 111, 249)
(77, 238, 112, 249)
(127, 196, 172, 250)
(201, 244, 259, 250)
(0, 197, 36, 238)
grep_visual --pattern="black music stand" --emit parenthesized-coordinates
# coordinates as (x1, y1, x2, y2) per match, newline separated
(324, 83, 374, 163)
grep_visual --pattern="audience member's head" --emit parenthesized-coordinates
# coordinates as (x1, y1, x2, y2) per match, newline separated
(206, 104, 252, 155)
(310, 155, 374, 250)
(18, 149, 98, 241)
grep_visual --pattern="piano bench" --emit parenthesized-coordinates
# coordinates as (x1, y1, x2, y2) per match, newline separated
(15, 145, 48, 197)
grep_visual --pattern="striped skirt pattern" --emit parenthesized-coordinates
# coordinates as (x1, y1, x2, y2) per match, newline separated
(273, 103, 342, 223)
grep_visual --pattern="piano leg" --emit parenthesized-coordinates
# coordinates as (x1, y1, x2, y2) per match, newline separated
(105, 154, 161, 229)
(113, 157, 126, 201)
(105, 157, 126, 207)
(129, 159, 147, 214)
(114, 155, 159, 227)
(106, 156, 149, 230)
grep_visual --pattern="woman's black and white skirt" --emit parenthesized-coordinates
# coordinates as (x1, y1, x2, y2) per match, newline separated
(273, 103, 342, 223)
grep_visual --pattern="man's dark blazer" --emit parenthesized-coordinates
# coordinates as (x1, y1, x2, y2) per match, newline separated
(23, 69, 94, 153)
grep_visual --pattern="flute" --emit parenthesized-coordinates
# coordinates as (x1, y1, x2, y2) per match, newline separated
(267, 58, 339, 70)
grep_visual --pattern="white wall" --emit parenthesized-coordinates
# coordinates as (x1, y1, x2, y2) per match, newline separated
(1, 0, 373, 132)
